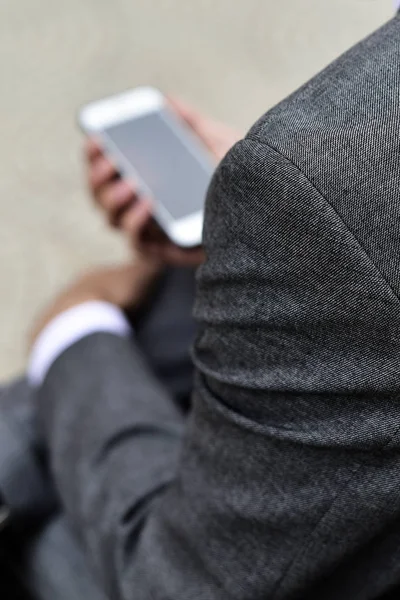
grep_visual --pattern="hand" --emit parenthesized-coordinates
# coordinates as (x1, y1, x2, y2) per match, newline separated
(30, 257, 161, 348)
(85, 97, 241, 267)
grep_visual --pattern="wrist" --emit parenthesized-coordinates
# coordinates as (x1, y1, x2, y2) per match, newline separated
(30, 292, 104, 350)
(28, 301, 131, 387)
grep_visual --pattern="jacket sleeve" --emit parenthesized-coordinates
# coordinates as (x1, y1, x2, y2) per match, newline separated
(38, 138, 400, 600)
(0, 378, 58, 523)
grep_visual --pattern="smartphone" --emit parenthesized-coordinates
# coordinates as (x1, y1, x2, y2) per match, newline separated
(79, 87, 215, 247)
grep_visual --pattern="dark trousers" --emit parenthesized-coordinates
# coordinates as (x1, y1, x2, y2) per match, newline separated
(0, 267, 197, 600)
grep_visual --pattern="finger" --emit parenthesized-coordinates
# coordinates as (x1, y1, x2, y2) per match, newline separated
(121, 199, 153, 240)
(131, 211, 205, 266)
(161, 244, 205, 266)
(144, 239, 205, 267)
(89, 156, 118, 192)
(85, 137, 102, 162)
(140, 218, 168, 244)
(98, 179, 137, 225)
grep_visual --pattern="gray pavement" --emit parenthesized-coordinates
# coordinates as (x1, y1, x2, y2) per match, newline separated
(0, 0, 393, 379)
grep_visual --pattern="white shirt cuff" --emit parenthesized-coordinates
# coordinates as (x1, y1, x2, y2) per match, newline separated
(28, 301, 131, 387)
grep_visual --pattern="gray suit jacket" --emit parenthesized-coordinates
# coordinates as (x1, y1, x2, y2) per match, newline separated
(38, 14, 400, 599)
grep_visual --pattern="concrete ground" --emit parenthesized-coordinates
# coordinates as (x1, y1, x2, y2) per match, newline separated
(0, 0, 393, 379)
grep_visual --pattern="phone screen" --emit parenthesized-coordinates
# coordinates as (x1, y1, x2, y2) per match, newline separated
(103, 111, 214, 221)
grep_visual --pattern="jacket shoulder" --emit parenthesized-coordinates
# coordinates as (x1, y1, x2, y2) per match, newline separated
(247, 16, 400, 296)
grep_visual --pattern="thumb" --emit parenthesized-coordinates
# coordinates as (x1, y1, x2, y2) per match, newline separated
(167, 96, 217, 148)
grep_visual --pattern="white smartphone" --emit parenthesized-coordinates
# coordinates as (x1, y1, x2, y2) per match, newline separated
(79, 87, 215, 247)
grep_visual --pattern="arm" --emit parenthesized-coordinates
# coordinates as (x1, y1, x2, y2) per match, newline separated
(38, 333, 186, 598)
(36, 139, 400, 600)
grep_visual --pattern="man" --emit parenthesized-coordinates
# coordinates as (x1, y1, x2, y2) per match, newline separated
(2, 11, 400, 600)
